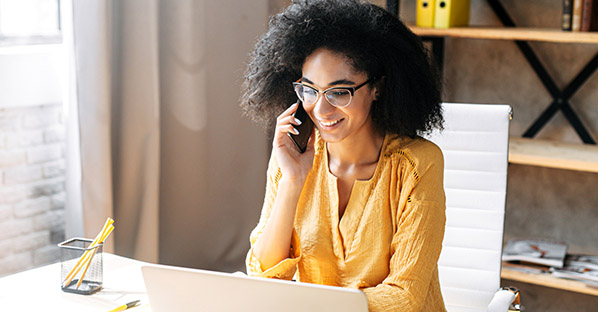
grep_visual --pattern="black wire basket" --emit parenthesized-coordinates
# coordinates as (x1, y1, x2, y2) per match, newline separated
(58, 238, 103, 295)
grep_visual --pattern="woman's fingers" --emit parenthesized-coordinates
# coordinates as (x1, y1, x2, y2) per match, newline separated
(278, 117, 302, 132)
(275, 103, 303, 138)
(278, 114, 302, 126)
(280, 124, 299, 136)
(276, 102, 299, 122)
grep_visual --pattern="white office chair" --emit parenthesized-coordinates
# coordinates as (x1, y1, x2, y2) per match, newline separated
(425, 103, 516, 312)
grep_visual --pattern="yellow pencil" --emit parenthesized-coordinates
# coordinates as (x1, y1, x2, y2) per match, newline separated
(76, 225, 114, 288)
(108, 300, 140, 312)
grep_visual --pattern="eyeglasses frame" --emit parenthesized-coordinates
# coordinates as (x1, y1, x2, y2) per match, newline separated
(292, 77, 377, 108)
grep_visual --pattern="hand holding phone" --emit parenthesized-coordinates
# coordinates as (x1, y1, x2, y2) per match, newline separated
(287, 101, 314, 153)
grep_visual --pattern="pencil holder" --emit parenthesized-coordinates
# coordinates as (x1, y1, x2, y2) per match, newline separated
(58, 238, 103, 295)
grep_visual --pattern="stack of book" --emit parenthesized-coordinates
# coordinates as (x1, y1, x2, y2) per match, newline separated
(563, 0, 598, 31)
(502, 238, 598, 285)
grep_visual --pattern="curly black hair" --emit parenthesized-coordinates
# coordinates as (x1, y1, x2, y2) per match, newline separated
(240, 0, 443, 137)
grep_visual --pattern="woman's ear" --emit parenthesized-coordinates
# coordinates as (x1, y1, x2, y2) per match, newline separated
(371, 76, 385, 101)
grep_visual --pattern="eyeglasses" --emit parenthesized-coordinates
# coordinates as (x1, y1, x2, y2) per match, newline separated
(292, 77, 375, 108)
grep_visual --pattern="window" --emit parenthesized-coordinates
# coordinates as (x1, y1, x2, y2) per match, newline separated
(0, 0, 61, 46)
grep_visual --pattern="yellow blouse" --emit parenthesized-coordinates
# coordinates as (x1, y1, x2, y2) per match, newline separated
(246, 133, 446, 312)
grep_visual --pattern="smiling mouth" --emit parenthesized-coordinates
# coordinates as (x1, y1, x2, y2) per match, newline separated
(318, 118, 344, 127)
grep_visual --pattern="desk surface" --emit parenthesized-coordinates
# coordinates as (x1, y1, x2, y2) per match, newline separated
(0, 253, 151, 311)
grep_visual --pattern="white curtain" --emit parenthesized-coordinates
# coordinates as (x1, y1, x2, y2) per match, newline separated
(64, 0, 269, 271)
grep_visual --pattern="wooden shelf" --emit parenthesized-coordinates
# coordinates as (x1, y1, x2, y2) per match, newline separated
(501, 265, 598, 296)
(508, 137, 598, 173)
(409, 26, 598, 44)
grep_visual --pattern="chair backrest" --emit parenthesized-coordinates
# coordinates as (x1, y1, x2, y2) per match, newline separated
(425, 103, 512, 312)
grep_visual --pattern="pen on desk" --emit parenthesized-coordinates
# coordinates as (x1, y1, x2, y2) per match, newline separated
(108, 300, 141, 312)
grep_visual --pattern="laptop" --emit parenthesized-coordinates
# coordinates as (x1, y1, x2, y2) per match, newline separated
(141, 264, 369, 312)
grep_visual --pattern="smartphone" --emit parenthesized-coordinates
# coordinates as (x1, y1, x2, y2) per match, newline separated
(288, 101, 314, 153)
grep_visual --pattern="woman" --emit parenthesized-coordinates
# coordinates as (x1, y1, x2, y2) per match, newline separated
(241, 1, 446, 311)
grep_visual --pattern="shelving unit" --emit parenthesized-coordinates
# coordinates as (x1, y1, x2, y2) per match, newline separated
(408, 25, 598, 174)
(390, 0, 598, 300)
(412, 0, 598, 145)
(409, 23, 598, 145)
(409, 24, 598, 174)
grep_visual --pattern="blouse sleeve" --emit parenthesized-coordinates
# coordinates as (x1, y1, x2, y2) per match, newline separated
(361, 146, 446, 311)
(245, 151, 302, 280)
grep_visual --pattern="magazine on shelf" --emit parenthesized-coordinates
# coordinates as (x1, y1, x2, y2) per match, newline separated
(566, 254, 598, 270)
(501, 261, 551, 274)
(550, 254, 598, 283)
(502, 238, 568, 268)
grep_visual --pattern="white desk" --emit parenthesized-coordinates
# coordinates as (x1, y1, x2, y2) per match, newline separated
(0, 253, 151, 311)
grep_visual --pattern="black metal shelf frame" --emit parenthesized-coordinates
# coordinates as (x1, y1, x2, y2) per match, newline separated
(387, 0, 597, 144)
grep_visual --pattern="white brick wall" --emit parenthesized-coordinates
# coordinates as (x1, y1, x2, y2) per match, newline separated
(0, 103, 66, 277)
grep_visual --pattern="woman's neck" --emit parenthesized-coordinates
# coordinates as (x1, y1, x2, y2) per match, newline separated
(326, 126, 385, 168)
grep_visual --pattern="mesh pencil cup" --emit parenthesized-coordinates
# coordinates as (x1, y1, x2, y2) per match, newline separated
(58, 238, 103, 295)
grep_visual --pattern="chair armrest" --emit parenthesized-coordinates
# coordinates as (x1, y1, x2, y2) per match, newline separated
(487, 286, 520, 312)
